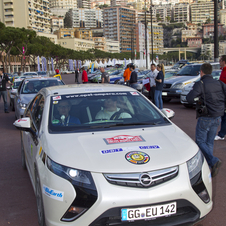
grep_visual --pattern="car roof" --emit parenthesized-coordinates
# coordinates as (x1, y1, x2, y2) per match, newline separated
(42, 84, 136, 96)
(23, 77, 60, 81)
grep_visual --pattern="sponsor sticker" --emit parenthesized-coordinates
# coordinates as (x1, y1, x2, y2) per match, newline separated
(101, 145, 160, 154)
(130, 91, 139, 96)
(84, 88, 104, 92)
(125, 151, 150, 165)
(53, 96, 61, 100)
(104, 135, 145, 145)
(43, 185, 64, 201)
(53, 101, 58, 104)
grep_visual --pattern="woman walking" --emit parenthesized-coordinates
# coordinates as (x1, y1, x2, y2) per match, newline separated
(154, 63, 165, 109)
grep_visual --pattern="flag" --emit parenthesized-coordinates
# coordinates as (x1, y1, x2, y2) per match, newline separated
(91, 63, 94, 73)
(74, 60, 77, 69)
(51, 58, 54, 72)
(37, 56, 40, 71)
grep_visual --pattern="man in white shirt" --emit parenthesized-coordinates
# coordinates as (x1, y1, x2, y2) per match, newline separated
(95, 97, 131, 120)
(149, 64, 159, 103)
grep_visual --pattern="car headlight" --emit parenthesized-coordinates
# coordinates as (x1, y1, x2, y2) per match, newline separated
(46, 157, 96, 190)
(187, 151, 210, 203)
(19, 102, 27, 109)
(47, 157, 98, 221)
(171, 83, 185, 89)
(187, 150, 203, 180)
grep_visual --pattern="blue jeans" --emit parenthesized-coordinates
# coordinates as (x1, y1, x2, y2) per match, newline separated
(218, 112, 226, 138)
(154, 90, 163, 109)
(0, 90, 8, 111)
(196, 116, 221, 168)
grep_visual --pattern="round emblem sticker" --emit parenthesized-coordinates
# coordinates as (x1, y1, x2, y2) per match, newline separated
(125, 151, 150, 165)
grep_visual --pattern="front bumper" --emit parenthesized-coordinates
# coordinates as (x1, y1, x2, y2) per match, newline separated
(38, 158, 212, 226)
(162, 88, 183, 99)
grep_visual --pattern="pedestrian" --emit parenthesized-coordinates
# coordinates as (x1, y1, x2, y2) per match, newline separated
(75, 68, 79, 83)
(186, 63, 226, 177)
(100, 67, 110, 83)
(0, 68, 12, 113)
(53, 69, 62, 80)
(81, 67, 88, 84)
(123, 64, 131, 85)
(215, 55, 226, 140)
(129, 64, 137, 89)
(149, 63, 158, 103)
(154, 63, 165, 109)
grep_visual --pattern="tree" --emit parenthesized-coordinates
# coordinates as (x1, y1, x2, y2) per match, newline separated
(0, 23, 21, 72)
(14, 28, 36, 72)
(64, 11, 73, 28)
(205, 17, 211, 24)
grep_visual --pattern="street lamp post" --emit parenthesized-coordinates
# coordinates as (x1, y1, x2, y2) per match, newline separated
(145, 0, 148, 69)
(214, 0, 218, 62)
(150, 0, 154, 63)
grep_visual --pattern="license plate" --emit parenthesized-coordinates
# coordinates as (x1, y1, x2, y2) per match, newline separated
(121, 202, 177, 221)
(162, 92, 167, 96)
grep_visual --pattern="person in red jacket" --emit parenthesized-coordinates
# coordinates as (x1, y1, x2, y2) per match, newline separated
(81, 67, 88, 83)
(215, 55, 226, 140)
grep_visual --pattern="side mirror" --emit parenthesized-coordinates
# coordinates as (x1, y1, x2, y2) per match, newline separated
(13, 117, 31, 132)
(161, 108, 175, 120)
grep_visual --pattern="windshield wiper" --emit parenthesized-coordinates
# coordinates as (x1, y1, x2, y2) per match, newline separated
(90, 122, 159, 128)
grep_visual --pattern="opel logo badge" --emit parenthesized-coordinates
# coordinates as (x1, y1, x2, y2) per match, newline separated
(139, 173, 152, 187)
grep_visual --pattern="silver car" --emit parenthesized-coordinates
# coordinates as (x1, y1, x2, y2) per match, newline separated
(162, 62, 220, 102)
(14, 77, 65, 119)
(180, 69, 221, 108)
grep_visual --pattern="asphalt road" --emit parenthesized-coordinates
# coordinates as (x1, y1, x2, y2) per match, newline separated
(0, 74, 225, 226)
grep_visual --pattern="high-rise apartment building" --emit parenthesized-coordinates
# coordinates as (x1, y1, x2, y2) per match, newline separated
(68, 8, 103, 28)
(77, 0, 91, 8)
(220, 9, 226, 26)
(49, 0, 78, 8)
(191, 0, 214, 24)
(147, 22, 164, 55)
(153, 4, 172, 23)
(111, 0, 127, 7)
(173, 3, 190, 22)
(51, 16, 64, 32)
(0, 0, 51, 33)
(91, 0, 110, 9)
(103, 7, 137, 52)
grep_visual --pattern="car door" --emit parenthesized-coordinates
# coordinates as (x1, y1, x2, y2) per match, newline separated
(23, 94, 45, 182)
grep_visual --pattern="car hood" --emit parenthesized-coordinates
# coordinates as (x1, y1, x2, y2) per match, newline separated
(164, 75, 199, 85)
(19, 94, 36, 104)
(43, 125, 198, 173)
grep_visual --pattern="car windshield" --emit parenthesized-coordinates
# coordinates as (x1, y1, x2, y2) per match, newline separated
(212, 71, 221, 80)
(22, 79, 64, 94)
(24, 72, 37, 76)
(37, 71, 47, 75)
(49, 91, 170, 133)
(176, 65, 201, 76)
(13, 81, 22, 89)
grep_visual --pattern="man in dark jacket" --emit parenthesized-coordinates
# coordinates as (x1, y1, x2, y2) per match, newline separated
(186, 63, 226, 177)
(129, 64, 137, 89)
(0, 68, 11, 113)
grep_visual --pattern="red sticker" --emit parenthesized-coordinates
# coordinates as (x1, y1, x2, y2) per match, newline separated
(53, 96, 61, 100)
(17, 119, 27, 122)
(104, 135, 145, 145)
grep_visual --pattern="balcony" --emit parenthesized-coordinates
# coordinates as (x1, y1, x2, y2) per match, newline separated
(4, 3, 13, 9)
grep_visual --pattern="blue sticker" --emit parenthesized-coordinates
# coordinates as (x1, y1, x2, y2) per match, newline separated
(121, 209, 127, 221)
(101, 145, 160, 155)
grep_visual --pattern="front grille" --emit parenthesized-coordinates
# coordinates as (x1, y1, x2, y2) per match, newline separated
(89, 199, 200, 226)
(163, 84, 172, 89)
(104, 166, 178, 188)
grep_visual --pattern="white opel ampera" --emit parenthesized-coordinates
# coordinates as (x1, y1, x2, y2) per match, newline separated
(14, 84, 212, 226)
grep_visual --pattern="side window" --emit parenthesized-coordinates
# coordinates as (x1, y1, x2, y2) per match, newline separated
(17, 79, 24, 94)
(32, 95, 45, 131)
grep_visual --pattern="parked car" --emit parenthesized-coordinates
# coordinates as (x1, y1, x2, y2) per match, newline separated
(8, 78, 23, 111)
(14, 77, 65, 119)
(180, 69, 221, 108)
(162, 62, 220, 102)
(23, 72, 38, 77)
(37, 71, 48, 77)
(14, 84, 212, 226)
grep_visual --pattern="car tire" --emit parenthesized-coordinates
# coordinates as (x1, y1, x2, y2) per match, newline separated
(35, 170, 46, 226)
(163, 98, 171, 103)
(21, 134, 27, 170)
(183, 104, 193, 108)
(114, 80, 119, 84)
